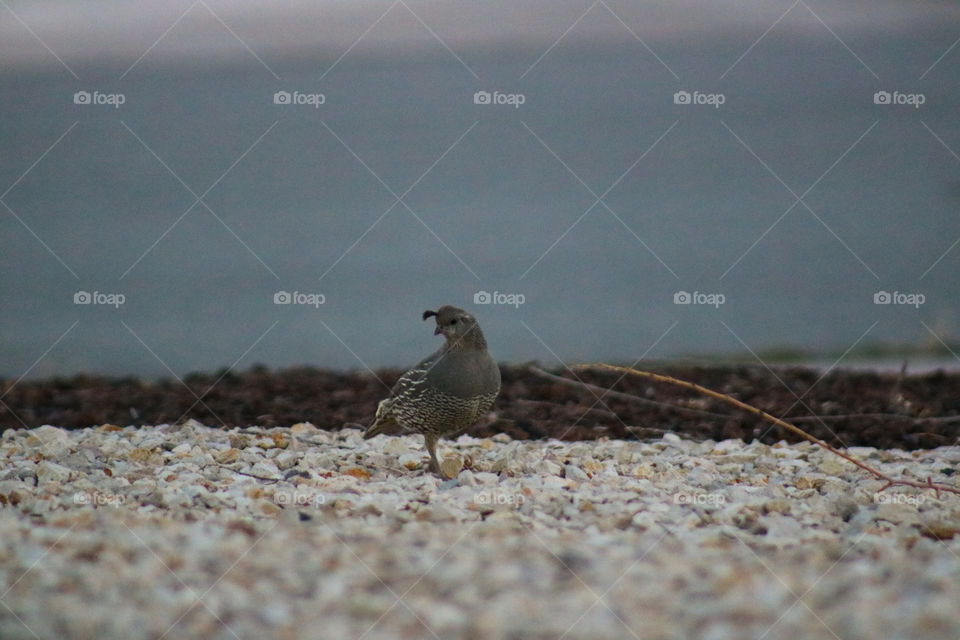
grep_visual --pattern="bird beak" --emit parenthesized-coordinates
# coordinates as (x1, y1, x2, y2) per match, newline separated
(434, 326, 443, 335)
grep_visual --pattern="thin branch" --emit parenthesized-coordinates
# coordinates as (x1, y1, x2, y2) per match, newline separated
(535, 366, 959, 425)
(572, 363, 960, 498)
(530, 366, 731, 420)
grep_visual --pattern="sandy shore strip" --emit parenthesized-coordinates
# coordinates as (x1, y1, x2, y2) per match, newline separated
(1, 422, 958, 639)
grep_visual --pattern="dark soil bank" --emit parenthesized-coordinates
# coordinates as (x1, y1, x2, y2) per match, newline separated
(2, 364, 958, 450)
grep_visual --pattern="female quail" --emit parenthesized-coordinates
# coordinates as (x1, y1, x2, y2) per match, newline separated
(363, 305, 501, 474)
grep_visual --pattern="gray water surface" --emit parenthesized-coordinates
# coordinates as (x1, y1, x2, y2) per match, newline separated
(2, 9, 958, 379)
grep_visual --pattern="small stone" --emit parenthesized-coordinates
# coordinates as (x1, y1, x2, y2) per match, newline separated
(427, 505, 457, 522)
(214, 448, 241, 464)
(171, 443, 192, 456)
(438, 477, 460, 490)
(582, 460, 605, 476)
(631, 511, 658, 530)
(129, 447, 156, 463)
(875, 503, 922, 526)
(399, 454, 422, 470)
(383, 439, 409, 455)
(732, 506, 763, 532)
(284, 469, 310, 481)
(541, 460, 562, 476)
(290, 422, 316, 435)
(36, 461, 72, 483)
(920, 522, 960, 540)
(471, 472, 499, 485)
(140, 490, 167, 508)
(633, 464, 656, 479)
(250, 461, 280, 478)
(440, 454, 464, 479)
(253, 437, 276, 450)
(259, 500, 282, 516)
(762, 498, 791, 515)
(458, 470, 477, 487)
(17, 468, 37, 483)
(662, 432, 682, 444)
(181, 418, 206, 430)
(274, 451, 299, 471)
(564, 465, 589, 482)
(795, 476, 825, 490)
(228, 433, 251, 449)
(818, 459, 846, 476)
(25, 425, 72, 454)
(834, 497, 859, 522)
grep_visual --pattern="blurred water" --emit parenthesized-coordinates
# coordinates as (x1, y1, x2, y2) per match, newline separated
(1, 22, 958, 379)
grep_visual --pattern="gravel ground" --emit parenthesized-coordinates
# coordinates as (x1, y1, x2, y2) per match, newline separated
(1, 422, 959, 640)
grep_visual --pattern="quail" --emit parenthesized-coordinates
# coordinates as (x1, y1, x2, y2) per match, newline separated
(363, 305, 501, 475)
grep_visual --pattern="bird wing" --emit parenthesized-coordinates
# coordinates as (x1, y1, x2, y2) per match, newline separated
(388, 348, 443, 398)
(364, 349, 444, 439)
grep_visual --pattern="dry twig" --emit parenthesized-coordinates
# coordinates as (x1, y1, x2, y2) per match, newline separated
(530, 366, 729, 419)
(572, 363, 959, 497)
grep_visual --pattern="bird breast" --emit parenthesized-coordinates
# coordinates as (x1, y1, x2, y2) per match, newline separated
(427, 351, 501, 399)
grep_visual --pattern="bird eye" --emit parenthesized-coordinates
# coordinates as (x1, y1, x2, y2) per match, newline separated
(450, 319, 458, 324)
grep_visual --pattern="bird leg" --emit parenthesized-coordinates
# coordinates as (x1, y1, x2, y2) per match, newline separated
(424, 433, 441, 475)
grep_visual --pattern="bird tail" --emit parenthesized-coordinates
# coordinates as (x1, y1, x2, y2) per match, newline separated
(363, 399, 396, 439)
(363, 421, 394, 439)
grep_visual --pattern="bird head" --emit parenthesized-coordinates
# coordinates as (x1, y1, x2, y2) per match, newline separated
(423, 305, 486, 350)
